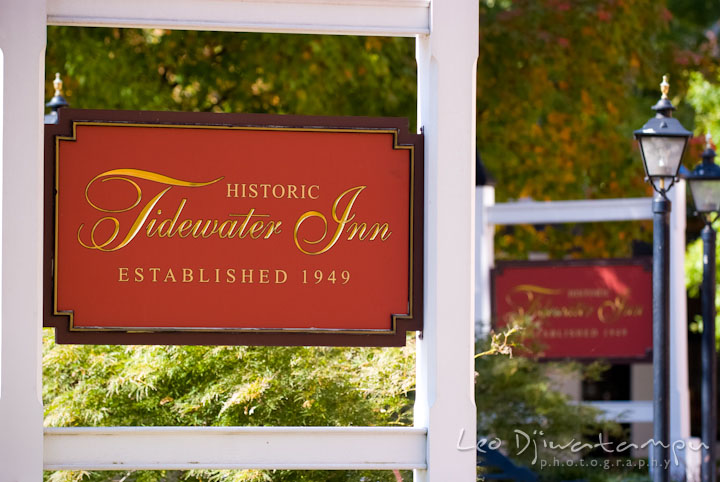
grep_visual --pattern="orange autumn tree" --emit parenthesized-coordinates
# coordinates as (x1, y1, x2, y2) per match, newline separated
(478, 0, 697, 259)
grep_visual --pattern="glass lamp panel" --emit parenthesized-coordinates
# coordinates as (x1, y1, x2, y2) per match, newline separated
(690, 179, 720, 213)
(640, 136, 687, 177)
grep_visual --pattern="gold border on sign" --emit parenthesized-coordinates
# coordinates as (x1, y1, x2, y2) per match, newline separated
(54, 121, 416, 335)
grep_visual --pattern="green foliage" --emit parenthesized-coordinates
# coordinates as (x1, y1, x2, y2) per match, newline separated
(688, 70, 720, 143)
(43, 330, 414, 482)
(494, 221, 652, 261)
(45, 28, 416, 124)
(685, 222, 720, 337)
(478, 0, 698, 259)
(44, 326, 619, 482)
(685, 224, 707, 302)
(475, 326, 622, 471)
(478, 0, 687, 203)
(684, 64, 720, 339)
(476, 352, 614, 457)
(667, 0, 720, 50)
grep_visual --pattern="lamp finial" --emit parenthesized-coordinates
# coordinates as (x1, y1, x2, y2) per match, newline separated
(53, 73, 63, 97)
(660, 75, 670, 100)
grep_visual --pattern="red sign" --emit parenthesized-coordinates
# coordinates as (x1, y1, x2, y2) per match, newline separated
(44, 110, 423, 346)
(492, 260, 652, 360)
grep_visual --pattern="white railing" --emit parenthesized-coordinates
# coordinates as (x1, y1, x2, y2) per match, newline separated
(584, 401, 653, 423)
(486, 197, 652, 225)
(44, 426, 428, 471)
(46, 0, 431, 36)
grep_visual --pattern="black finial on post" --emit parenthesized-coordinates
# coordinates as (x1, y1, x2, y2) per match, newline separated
(702, 134, 717, 166)
(651, 75, 675, 118)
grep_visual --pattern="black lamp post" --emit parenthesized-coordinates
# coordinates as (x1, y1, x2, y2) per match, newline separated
(686, 135, 720, 482)
(634, 75, 692, 482)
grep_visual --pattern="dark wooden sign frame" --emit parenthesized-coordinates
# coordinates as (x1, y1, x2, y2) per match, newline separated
(44, 108, 423, 347)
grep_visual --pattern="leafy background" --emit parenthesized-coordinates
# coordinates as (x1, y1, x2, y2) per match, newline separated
(43, 0, 720, 480)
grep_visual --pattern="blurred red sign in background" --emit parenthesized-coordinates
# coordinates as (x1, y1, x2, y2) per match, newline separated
(492, 259, 652, 360)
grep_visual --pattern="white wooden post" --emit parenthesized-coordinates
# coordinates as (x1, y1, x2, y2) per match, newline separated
(0, 0, 47, 480)
(669, 180, 692, 479)
(475, 185, 495, 337)
(414, 1, 479, 480)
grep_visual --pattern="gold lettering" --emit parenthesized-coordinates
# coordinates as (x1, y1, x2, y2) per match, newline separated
(264, 221, 282, 238)
(230, 212, 252, 238)
(272, 184, 285, 198)
(370, 223, 390, 240)
(260, 184, 271, 198)
(191, 220, 211, 238)
(217, 220, 236, 238)
(228, 211, 279, 240)
(152, 199, 187, 237)
(294, 186, 365, 255)
(177, 220, 193, 238)
(119, 265, 295, 285)
(250, 221, 266, 239)
(346, 222, 392, 241)
(224, 183, 316, 199)
(202, 221, 221, 239)
(598, 296, 643, 324)
(77, 217, 121, 251)
(308, 185, 320, 199)
(346, 222, 366, 240)
(79, 171, 300, 251)
(104, 187, 171, 250)
(145, 215, 158, 236)
(78, 169, 222, 251)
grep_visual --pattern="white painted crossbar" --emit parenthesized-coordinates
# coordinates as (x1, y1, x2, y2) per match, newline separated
(47, 0, 431, 36)
(584, 401, 653, 423)
(487, 197, 653, 225)
(43, 426, 428, 471)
